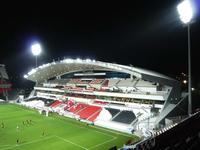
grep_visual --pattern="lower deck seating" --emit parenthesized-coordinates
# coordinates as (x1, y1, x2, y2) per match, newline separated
(68, 103, 88, 113)
(77, 106, 101, 121)
(50, 100, 62, 108)
(105, 108, 120, 117)
(64, 100, 74, 110)
(89, 111, 101, 122)
(112, 111, 136, 124)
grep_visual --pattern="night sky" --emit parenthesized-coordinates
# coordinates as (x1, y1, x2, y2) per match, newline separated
(0, 0, 200, 88)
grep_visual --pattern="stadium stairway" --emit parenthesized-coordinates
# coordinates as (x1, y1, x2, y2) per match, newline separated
(87, 109, 102, 122)
(111, 110, 122, 120)
(75, 104, 89, 115)
(155, 103, 176, 125)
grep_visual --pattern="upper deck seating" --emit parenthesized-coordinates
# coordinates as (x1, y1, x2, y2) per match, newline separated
(90, 79, 104, 84)
(108, 79, 120, 87)
(93, 100, 108, 105)
(117, 79, 136, 87)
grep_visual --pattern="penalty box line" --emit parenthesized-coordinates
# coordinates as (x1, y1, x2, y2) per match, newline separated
(55, 135, 117, 150)
(88, 136, 117, 150)
(54, 135, 88, 150)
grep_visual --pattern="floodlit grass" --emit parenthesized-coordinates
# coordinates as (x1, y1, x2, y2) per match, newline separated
(0, 104, 139, 150)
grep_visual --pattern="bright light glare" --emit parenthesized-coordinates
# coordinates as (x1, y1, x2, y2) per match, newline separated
(85, 59, 91, 62)
(28, 69, 36, 75)
(23, 75, 28, 78)
(177, 0, 193, 24)
(31, 43, 42, 56)
(76, 58, 82, 63)
(183, 80, 187, 84)
(64, 59, 73, 63)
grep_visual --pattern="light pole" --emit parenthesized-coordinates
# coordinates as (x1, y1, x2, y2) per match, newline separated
(31, 43, 42, 68)
(177, 0, 194, 116)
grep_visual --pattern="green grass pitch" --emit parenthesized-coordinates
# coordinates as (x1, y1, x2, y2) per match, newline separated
(0, 104, 139, 150)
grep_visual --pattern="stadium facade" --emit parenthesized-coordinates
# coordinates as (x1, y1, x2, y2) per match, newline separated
(23, 59, 181, 135)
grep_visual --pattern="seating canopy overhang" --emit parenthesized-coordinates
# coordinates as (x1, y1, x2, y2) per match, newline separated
(24, 59, 174, 83)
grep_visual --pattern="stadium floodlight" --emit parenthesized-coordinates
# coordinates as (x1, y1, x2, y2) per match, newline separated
(177, 0, 194, 116)
(31, 43, 42, 56)
(177, 0, 193, 24)
(31, 43, 42, 68)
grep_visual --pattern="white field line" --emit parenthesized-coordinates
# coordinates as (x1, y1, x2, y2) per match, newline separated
(90, 125, 134, 138)
(0, 136, 54, 150)
(55, 135, 88, 150)
(88, 137, 117, 150)
(52, 116, 132, 138)
(90, 128, 115, 138)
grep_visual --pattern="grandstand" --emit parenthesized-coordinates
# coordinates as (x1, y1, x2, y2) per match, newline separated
(23, 59, 182, 137)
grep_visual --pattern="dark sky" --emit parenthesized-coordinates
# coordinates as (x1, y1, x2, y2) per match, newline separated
(0, 0, 200, 88)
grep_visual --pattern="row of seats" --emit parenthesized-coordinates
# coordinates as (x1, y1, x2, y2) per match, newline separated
(49, 100, 136, 124)
(63, 100, 74, 110)
(106, 108, 120, 117)
(68, 103, 88, 113)
(65, 102, 102, 122)
(93, 100, 109, 105)
(105, 108, 136, 124)
(112, 111, 136, 124)
(77, 105, 102, 122)
(50, 100, 62, 108)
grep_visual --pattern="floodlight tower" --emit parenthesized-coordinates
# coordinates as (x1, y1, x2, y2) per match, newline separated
(177, 0, 194, 116)
(31, 43, 42, 68)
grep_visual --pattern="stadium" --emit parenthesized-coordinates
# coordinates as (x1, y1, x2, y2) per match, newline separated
(23, 58, 181, 131)
(1, 58, 200, 150)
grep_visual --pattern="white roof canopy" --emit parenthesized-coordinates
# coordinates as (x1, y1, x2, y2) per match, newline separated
(24, 59, 174, 83)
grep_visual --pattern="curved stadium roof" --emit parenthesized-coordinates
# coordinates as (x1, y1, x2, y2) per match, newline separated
(24, 59, 174, 83)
